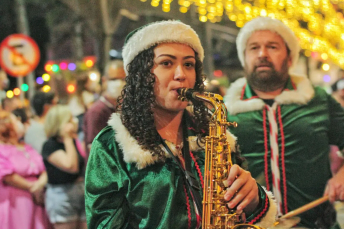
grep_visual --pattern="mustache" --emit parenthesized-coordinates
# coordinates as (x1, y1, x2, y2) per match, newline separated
(254, 59, 274, 70)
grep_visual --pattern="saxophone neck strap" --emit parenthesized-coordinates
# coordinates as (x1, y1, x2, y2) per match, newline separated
(160, 112, 203, 213)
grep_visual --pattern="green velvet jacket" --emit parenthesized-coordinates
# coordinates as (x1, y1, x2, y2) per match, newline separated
(85, 112, 277, 229)
(224, 75, 344, 228)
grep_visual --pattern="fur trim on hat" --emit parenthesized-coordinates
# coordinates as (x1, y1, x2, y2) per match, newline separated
(236, 17, 300, 70)
(122, 20, 204, 75)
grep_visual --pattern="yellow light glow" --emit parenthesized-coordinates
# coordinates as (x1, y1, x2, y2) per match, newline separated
(322, 63, 330, 71)
(236, 20, 244, 28)
(200, 15, 208, 22)
(260, 9, 267, 16)
(198, 7, 207, 15)
(321, 53, 328, 60)
(42, 73, 51, 82)
(151, 1, 159, 7)
(183, 1, 190, 7)
(42, 85, 51, 92)
(229, 14, 237, 21)
(180, 6, 188, 13)
(143, 0, 344, 69)
(6, 90, 14, 98)
(304, 50, 312, 57)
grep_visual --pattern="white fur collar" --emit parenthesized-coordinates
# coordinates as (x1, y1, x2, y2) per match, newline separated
(108, 113, 237, 169)
(224, 74, 315, 115)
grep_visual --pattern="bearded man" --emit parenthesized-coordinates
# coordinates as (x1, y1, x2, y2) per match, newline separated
(225, 17, 344, 228)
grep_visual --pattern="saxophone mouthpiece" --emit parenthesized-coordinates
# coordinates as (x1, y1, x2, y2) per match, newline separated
(177, 88, 198, 101)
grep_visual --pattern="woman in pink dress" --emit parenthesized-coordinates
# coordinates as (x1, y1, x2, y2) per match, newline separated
(0, 110, 52, 229)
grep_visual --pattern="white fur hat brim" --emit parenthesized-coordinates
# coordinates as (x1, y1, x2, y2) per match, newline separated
(122, 20, 204, 75)
(236, 17, 300, 69)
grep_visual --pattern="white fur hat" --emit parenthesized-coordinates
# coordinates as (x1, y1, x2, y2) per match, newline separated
(236, 17, 300, 69)
(122, 20, 204, 75)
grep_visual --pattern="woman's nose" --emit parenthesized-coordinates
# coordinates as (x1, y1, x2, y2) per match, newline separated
(174, 65, 186, 81)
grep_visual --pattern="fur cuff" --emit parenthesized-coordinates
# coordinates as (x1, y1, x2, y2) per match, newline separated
(256, 188, 278, 229)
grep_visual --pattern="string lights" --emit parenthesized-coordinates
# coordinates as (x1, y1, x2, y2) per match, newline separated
(140, 0, 344, 69)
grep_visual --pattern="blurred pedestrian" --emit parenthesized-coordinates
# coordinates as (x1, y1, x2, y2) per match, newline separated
(0, 69, 9, 108)
(42, 105, 87, 229)
(0, 111, 52, 229)
(68, 73, 95, 142)
(2, 97, 22, 112)
(24, 92, 57, 154)
(83, 60, 125, 155)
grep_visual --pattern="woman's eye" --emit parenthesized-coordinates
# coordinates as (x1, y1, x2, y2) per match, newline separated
(185, 62, 195, 68)
(160, 61, 172, 66)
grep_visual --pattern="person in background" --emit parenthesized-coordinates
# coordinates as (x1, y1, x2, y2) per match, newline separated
(83, 60, 126, 156)
(224, 16, 344, 228)
(2, 97, 22, 112)
(85, 20, 277, 229)
(42, 105, 87, 229)
(0, 111, 52, 229)
(12, 107, 31, 143)
(68, 73, 95, 142)
(0, 69, 9, 108)
(24, 91, 57, 154)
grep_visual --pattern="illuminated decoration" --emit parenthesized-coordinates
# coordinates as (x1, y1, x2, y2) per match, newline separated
(6, 90, 14, 98)
(13, 88, 21, 96)
(42, 85, 51, 92)
(36, 77, 44, 85)
(52, 64, 59, 72)
(323, 74, 331, 82)
(21, 83, 29, 92)
(43, 56, 97, 74)
(322, 63, 330, 71)
(83, 56, 96, 68)
(142, 0, 344, 69)
(89, 71, 100, 82)
(321, 53, 328, 60)
(42, 73, 51, 82)
(68, 63, 77, 71)
(85, 60, 94, 68)
(213, 69, 223, 77)
(44, 63, 52, 72)
(67, 84, 76, 93)
(60, 62, 68, 70)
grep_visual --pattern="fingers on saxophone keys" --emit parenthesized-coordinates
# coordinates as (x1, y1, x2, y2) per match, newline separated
(225, 164, 241, 187)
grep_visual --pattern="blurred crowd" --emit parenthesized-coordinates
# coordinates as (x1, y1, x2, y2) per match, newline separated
(0, 60, 125, 229)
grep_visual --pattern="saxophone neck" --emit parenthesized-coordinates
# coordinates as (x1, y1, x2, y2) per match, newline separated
(177, 88, 224, 107)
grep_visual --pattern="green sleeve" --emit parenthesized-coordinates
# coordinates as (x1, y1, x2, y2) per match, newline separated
(245, 184, 271, 224)
(85, 128, 130, 229)
(327, 93, 344, 149)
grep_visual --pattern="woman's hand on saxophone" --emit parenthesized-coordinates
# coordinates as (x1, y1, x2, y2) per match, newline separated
(223, 164, 259, 215)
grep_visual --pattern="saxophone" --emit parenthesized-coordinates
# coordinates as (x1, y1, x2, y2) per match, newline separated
(177, 88, 262, 229)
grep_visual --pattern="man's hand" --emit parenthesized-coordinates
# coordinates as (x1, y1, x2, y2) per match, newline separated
(324, 166, 344, 202)
(223, 164, 259, 214)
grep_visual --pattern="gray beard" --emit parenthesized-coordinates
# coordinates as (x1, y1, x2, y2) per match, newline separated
(245, 58, 289, 92)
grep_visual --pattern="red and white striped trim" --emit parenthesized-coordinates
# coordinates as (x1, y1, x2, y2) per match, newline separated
(265, 104, 283, 216)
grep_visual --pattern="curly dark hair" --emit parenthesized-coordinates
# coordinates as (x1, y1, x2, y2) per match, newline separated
(117, 45, 209, 161)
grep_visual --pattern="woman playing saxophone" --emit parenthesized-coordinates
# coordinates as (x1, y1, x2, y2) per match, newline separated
(85, 20, 277, 229)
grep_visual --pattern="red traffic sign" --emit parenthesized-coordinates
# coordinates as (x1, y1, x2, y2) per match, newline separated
(0, 34, 40, 77)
